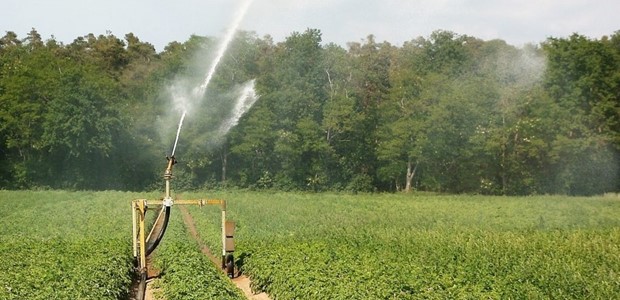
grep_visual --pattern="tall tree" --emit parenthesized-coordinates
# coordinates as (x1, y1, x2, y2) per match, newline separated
(239, 28, 328, 189)
(321, 43, 357, 188)
(345, 35, 393, 191)
(377, 40, 425, 192)
(542, 34, 620, 194)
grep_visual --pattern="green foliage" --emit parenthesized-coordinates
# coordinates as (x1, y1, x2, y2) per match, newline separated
(0, 190, 248, 300)
(2, 190, 620, 299)
(541, 33, 620, 194)
(346, 173, 375, 193)
(151, 208, 246, 300)
(187, 191, 620, 299)
(1, 238, 132, 300)
(0, 28, 618, 194)
(0, 190, 138, 299)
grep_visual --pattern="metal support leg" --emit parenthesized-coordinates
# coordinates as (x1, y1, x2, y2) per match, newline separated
(138, 200, 147, 274)
(222, 207, 226, 268)
(132, 201, 137, 259)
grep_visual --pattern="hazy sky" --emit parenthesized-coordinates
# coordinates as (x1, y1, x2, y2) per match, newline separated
(2, 0, 618, 51)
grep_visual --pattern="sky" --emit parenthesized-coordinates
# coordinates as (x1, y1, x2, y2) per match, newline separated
(2, 0, 618, 52)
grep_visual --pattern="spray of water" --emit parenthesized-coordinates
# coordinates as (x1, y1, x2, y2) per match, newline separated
(171, 111, 186, 157)
(217, 79, 259, 137)
(166, 0, 255, 156)
(193, 0, 254, 99)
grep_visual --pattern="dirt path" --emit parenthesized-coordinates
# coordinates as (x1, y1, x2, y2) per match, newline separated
(144, 279, 157, 300)
(144, 253, 162, 299)
(178, 206, 272, 300)
(232, 275, 272, 300)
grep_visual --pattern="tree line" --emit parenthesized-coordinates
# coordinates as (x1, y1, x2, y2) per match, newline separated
(0, 28, 618, 195)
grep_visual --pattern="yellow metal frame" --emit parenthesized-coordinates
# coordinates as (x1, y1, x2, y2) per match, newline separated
(132, 156, 234, 278)
(131, 198, 230, 276)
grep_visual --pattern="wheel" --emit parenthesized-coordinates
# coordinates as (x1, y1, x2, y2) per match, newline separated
(225, 253, 235, 278)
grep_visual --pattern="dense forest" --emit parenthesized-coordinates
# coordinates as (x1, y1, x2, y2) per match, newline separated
(0, 28, 618, 195)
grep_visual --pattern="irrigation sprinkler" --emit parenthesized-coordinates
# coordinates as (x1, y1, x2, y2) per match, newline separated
(131, 154, 236, 299)
(127, 2, 256, 298)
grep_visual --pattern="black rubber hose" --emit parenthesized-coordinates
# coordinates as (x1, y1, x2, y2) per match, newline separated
(146, 206, 170, 256)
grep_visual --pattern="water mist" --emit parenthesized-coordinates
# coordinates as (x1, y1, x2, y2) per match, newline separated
(217, 79, 259, 137)
(166, 0, 256, 156)
(193, 0, 254, 99)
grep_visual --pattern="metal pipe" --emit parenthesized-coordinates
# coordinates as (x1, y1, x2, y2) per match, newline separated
(146, 206, 166, 244)
(132, 201, 137, 258)
(138, 200, 147, 272)
(164, 156, 175, 198)
(136, 200, 148, 300)
(222, 206, 226, 258)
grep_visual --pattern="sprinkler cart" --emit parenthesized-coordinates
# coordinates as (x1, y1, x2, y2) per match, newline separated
(131, 155, 236, 299)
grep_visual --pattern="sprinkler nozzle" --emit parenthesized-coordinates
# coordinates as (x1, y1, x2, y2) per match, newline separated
(164, 156, 177, 180)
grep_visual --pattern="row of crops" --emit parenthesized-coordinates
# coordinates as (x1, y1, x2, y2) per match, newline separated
(0, 191, 139, 299)
(2, 190, 620, 299)
(184, 192, 620, 299)
(148, 207, 245, 299)
(0, 190, 245, 300)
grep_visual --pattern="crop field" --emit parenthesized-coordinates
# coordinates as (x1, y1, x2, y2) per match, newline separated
(1, 190, 620, 299)
(186, 192, 620, 299)
(0, 190, 138, 299)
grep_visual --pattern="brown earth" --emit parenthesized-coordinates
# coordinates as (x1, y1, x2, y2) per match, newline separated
(143, 247, 164, 299)
(232, 275, 273, 300)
